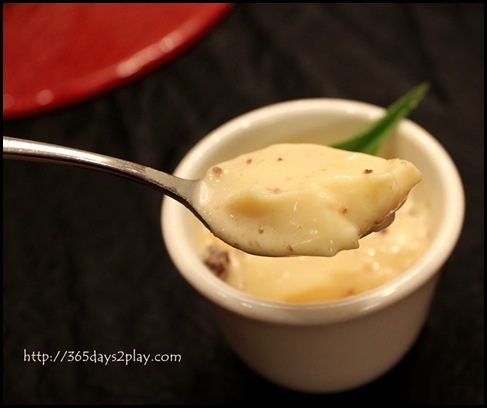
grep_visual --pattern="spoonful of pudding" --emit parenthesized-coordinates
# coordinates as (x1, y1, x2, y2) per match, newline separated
(2, 83, 428, 258)
(197, 143, 421, 257)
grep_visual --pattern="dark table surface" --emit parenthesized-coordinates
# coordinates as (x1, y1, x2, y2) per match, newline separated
(3, 4, 484, 405)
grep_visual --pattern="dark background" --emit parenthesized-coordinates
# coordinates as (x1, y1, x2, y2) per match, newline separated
(3, 4, 483, 405)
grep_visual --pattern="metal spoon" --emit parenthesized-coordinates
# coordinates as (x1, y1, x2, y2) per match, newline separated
(3, 136, 394, 256)
(3, 135, 210, 229)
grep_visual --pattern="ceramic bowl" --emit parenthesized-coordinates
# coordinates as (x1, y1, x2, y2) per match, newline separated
(161, 98, 464, 393)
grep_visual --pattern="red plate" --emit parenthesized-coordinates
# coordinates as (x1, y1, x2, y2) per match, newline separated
(3, 3, 233, 119)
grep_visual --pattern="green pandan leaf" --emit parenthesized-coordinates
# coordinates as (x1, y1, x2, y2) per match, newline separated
(332, 82, 429, 155)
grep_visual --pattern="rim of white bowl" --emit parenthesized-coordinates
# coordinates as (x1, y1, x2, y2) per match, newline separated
(161, 98, 465, 325)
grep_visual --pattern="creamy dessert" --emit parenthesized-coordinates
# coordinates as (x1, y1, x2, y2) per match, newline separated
(197, 143, 422, 257)
(201, 193, 432, 303)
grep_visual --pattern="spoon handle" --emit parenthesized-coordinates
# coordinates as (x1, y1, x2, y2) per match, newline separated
(3, 136, 197, 208)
